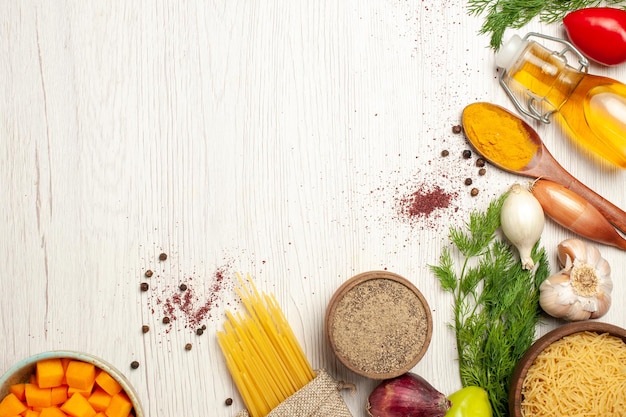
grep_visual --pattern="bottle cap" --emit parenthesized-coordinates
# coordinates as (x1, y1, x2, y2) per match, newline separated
(495, 35, 527, 70)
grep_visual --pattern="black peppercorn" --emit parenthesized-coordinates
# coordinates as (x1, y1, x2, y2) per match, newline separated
(185, 343, 192, 351)
(476, 158, 485, 167)
(441, 149, 449, 157)
(201, 324, 207, 330)
(471, 188, 479, 197)
(130, 361, 139, 369)
(179, 283, 188, 291)
(464, 178, 473, 186)
(140, 282, 149, 292)
(142, 325, 150, 334)
(225, 398, 233, 406)
(462, 149, 472, 159)
(144, 270, 153, 278)
(478, 168, 486, 176)
(196, 328, 204, 336)
(159, 253, 167, 261)
(452, 125, 462, 134)
(162, 316, 171, 324)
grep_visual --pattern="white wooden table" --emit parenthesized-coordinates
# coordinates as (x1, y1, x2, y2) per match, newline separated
(2, 2, 625, 416)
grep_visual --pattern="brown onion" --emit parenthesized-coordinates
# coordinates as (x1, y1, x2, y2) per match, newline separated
(531, 179, 626, 250)
(366, 373, 451, 417)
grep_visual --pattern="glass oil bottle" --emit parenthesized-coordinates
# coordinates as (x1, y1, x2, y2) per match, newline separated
(496, 33, 626, 168)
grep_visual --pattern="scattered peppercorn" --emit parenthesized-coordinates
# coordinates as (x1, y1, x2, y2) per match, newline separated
(478, 168, 486, 176)
(201, 324, 207, 330)
(476, 158, 485, 167)
(140, 282, 149, 292)
(159, 253, 167, 261)
(464, 178, 473, 186)
(144, 270, 153, 278)
(196, 328, 204, 336)
(452, 125, 462, 134)
(179, 283, 188, 291)
(471, 188, 479, 197)
(462, 149, 472, 159)
(225, 398, 233, 406)
(142, 325, 150, 334)
(162, 316, 171, 324)
(185, 343, 192, 351)
(130, 361, 139, 369)
(441, 149, 449, 157)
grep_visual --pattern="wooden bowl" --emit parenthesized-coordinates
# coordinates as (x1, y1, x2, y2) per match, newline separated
(509, 321, 626, 417)
(324, 271, 432, 379)
(0, 351, 144, 416)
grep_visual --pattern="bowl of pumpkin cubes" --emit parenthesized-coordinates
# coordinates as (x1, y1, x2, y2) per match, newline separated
(0, 351, 143, 417)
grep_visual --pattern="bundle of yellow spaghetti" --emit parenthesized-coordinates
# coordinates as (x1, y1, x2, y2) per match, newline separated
(217, 273, 316, 417)
(521, 331, 626, 417)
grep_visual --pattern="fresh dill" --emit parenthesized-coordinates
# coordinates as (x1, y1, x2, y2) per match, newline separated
(469, 0, 626, 49)
(430, 194, 549, 417)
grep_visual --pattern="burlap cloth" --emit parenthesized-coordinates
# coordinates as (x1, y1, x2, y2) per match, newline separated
(235, 369, 354, 417)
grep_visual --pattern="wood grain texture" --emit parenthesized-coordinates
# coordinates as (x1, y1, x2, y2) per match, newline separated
(1, 1, 625, 416)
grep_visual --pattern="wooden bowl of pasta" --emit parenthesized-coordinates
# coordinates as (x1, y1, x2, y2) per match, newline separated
(510, 321, 626, 417)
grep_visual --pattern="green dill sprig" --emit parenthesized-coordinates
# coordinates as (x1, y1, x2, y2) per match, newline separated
(430, 194, 549, 417)
(469, 0, 626, 49)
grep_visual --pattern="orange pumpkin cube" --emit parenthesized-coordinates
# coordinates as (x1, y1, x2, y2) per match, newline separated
(103, 392, 132, 417)
(37, 359, 65, 389)
(25, 384, 52, 408)
(66, 388, 91, 399)
(24, 410, 42, 417)
(50, 387, 68, 405)
(60, 393, 96, 417)
(65, 362, 96, 392)
(87, 389, 110, 412)
(39, 407, 68, 417)
(0, 392, 27, 417)
(94, 371, 121, 397)
(8, 384, 25, 401)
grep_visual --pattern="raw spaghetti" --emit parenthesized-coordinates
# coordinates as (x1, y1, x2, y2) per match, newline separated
(217, 274, 315, 417)
(521, 331, 626, 416)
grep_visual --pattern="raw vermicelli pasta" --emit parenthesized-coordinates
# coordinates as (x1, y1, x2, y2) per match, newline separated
(217, 273, 315, 417)
(521, 331, 626, 417)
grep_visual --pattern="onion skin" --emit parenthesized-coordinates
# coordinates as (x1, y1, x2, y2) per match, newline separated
(366, 373, 451, 417)
(531, 179, 626, 250)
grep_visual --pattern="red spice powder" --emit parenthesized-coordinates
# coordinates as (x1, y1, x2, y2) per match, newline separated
(150, 265, 232, 333)
(398, 185, 454, 217)
(393, 183, 459, 230)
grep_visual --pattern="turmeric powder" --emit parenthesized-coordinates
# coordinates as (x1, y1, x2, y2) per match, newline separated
(462, 102, 539, 171)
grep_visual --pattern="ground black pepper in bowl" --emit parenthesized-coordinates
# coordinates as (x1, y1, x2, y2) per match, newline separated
(325, 271, 432, 379)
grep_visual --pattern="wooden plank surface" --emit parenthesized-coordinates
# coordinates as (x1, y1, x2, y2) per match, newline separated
(1, 1, 625, 416)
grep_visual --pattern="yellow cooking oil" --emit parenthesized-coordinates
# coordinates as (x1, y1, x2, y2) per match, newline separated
(498, 35, 626, 168)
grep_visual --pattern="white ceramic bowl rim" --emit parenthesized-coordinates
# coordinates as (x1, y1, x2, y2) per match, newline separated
(0, 350, 143, 417)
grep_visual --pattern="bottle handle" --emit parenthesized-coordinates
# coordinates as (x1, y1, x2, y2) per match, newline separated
(498, 32, 590, 124)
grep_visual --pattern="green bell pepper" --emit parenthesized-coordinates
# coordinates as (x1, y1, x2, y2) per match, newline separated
(445, 386, 492, 417)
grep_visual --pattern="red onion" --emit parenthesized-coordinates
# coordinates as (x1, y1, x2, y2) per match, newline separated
(366, 373, 451, 417)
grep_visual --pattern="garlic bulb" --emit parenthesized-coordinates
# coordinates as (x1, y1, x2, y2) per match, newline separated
(539, 238, 612, 321)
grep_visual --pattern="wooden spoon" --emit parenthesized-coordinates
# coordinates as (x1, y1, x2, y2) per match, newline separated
(462, 102, 626, 235)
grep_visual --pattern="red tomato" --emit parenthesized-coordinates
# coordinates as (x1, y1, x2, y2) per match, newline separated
(564, 7, 626, 66)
